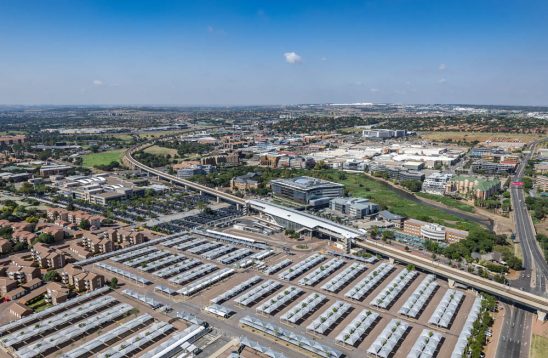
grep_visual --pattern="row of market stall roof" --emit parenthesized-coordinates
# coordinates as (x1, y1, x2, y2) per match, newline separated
(264, 258, 292, 275)
(298, 258, 345, 286)
(0, 286, 110, 336)
(1, 295, 118, 349)
(235, 279, 283, 307)
(278, 253, 326, 281)
(122, 288, 164, 309)
(256, 286, 303, 315)
(345, 262, 394, 301)
(367, 318, 410, 358)
(451, 296, 483, 358)
(336, 309, 379, 346)
(280, 292, 327, 324)
(399, 274, 439, 318)
(239, 336, 287, 358)
(16, 303, 135, 358)
(96, 262, 151, 285)
(321, 262, 367, 293)
(407, 329, 444, 358)
(240, 315, 343, 358)
(211, 275, 262, 304)
(428, 289, 464, 329)
(306, 300, 353, 335)
(178, 267, 235, 296)
(61, 313, 154, 358)
(370, 268, 418, 309)
(169, 263, 217, 285)
(97, 320, 174, 358)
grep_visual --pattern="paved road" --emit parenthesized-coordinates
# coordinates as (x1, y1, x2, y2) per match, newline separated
(497, 141, 546, 358)
(510, 143, 548, 295)
(497, 303, 532, 358)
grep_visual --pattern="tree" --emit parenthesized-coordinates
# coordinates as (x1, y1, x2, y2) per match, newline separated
(79, 219, 91, 230)
(401, 180, 423, 192)
(18, 182, 35, 195)
(34, 233, 55, 245)
(110, 277, 118, 289)
(382, 230, 395, 241)
(370, 226, 379, 240)
(44, 270, 60, 282)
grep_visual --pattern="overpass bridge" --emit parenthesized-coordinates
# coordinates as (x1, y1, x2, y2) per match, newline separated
(355, 240, 548, 320)
(124, 141, 548, 319)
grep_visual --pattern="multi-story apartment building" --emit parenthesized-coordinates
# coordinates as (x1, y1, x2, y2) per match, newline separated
(61, 263, 104, 292)
(231, 173, 260, 191)
(81, 233, 114, 254)
(446, 175, 500, 199)
(31, 243, 66, 269)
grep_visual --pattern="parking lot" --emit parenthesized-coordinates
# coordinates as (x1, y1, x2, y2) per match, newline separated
(82, 229, 484, 358)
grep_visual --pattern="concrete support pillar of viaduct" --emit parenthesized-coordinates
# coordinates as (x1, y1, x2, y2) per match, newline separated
(538, 311, 547, 321)
(448, 279, 456, 288)
(216, 197, 220, 203)
(388, 257, 395, 264)
(236, 204, 241, 210)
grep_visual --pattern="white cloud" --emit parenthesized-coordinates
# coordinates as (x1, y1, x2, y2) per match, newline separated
(284, 52, 302, 64)
(438, 78, 447, 84)
(370, 88, 380, 93)
(438, 63, 447, 71)
(207, 25, 214, 33)
(92, 80, 103, 86)
(320, 56, 327, 61)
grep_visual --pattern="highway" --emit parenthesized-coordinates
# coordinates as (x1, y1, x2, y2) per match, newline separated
(510, 143, 548, 295)
(497, 141, 546, 358)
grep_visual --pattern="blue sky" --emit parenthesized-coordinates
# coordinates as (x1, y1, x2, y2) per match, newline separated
(1, 0, 547, 106)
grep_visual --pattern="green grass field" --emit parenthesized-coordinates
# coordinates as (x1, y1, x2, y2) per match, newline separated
(416, 192, 476, 213)
(143, 145, 178, 157)
(531, 335, 548, 358)
(300, 169, 481, 232)
(28, 297, 52, 313)
(82, 149, 126, 168)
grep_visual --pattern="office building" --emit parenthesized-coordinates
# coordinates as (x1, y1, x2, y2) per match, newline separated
(422, 173, 453, 195)
(270, 176, 344, 207)
(177, 164, 216, 178)
(330, 197, 380, 219)
(403, 219, 468, 243)
(471, 160, 516, 175)
(362, 129, 408, 139)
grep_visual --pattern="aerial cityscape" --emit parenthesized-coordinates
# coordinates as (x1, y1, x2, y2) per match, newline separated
(0, 1, 547, 358)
